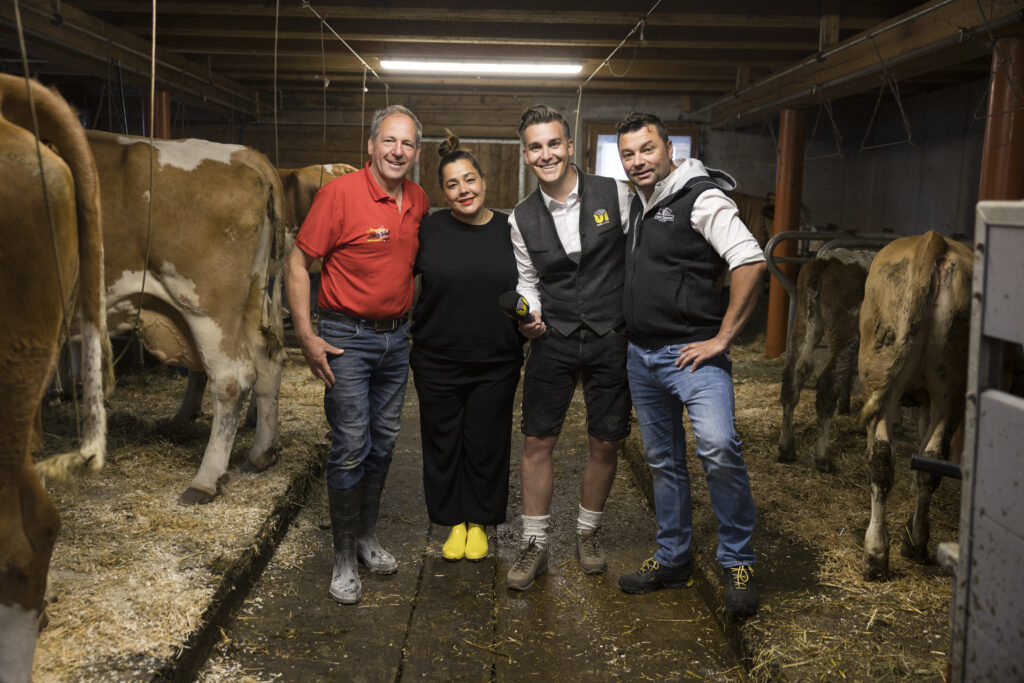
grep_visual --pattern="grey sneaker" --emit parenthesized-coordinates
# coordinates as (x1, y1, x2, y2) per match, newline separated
(506, 538, 548, 591)
(576, 530, 607, 574)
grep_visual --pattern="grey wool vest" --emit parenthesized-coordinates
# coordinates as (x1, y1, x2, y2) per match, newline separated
(512, 170, 625, 336)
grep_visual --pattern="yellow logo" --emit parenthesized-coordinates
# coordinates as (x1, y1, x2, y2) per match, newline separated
(515, 298, 529, 318)
(593, 208, 609, 225)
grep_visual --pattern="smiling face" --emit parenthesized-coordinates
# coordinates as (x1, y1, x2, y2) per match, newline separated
(441, 158, 488, 224)
(617, 124, 674, 199)
(367, 113, 420, 190)
(521, 120, 574, 190)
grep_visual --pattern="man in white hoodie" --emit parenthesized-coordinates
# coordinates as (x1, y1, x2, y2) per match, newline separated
(614, 112, 765, 618)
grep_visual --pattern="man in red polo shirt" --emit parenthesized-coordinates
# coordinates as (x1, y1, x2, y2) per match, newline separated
(286, 105, 428, 605)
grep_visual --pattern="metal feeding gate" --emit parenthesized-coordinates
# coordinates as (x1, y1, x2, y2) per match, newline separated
(948, 201, 1024, 681)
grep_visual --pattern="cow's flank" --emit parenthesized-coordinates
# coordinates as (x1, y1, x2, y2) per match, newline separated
(88, 130, 285, 505)
(0, 73, 107, 683)
(778, 248, 873, 472)
(857, 231, 971, 581)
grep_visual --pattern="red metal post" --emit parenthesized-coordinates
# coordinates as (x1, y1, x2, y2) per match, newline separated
(978, 37, 1024, 201)
(765, 108, 806, 359)
(152, 91, 171, 140)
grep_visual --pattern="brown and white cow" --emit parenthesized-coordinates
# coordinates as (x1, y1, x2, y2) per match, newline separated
(731, 191, 813, 249)
(279, 163, 358, 240)
(857, 231, 972, 580)
(86, 129, 286, 505)
(177, 162, 358, 427)
(778, 248, 873, 472)
(1, 74, 107, 683)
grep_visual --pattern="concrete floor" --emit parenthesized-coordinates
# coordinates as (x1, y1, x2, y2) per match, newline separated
(197, 373, 743, 681)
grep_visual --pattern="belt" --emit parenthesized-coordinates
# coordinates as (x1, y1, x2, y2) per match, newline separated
(318, 308, 407, 332)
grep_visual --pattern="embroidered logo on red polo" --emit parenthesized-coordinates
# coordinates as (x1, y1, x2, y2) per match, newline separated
(367, 226, 391, 242)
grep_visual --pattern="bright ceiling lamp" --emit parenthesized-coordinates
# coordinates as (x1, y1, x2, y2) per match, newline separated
(380, 59, 582, 76)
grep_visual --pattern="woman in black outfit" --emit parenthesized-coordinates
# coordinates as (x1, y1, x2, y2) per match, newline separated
(411, 132, 524, 561)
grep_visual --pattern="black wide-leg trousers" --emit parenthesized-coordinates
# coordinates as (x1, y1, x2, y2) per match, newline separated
(411, 354, 522, 526)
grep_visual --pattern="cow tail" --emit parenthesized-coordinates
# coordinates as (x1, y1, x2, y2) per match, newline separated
(262, 171, 286, 358)
(4, 76, 108, 479)
(859, 232, 946, 426)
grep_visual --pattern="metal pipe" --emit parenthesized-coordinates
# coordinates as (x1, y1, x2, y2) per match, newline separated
(910, 455, 962, 480)
(763, 230, 848, 300)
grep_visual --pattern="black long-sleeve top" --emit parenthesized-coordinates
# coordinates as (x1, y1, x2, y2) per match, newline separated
(411, 209, 523, 363)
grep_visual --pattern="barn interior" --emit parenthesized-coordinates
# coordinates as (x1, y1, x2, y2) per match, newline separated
(3, 0, 1018, 233)
(6, 0, 1024, 680)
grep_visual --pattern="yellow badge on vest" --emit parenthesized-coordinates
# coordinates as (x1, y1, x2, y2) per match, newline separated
(593, 208, 610, 225)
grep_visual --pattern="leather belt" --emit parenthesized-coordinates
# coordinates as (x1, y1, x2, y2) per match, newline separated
(318, 308, 407, 332)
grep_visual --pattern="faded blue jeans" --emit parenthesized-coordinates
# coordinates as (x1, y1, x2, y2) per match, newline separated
(320, 317, 410, 491)
(626, 341, 756, 569)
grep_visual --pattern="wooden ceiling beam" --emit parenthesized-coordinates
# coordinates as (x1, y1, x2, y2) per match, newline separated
(0, 0, 256, 114)
(93, 25, 820, 53)
(71, 3, 885, 31)
(703, 0, 1024, 127)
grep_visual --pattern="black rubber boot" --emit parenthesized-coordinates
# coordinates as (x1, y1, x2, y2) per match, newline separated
(357, 471, 398, 574)
(328, 484, 362, 604)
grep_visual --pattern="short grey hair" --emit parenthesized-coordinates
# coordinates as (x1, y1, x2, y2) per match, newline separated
(369, 105, 422, 146)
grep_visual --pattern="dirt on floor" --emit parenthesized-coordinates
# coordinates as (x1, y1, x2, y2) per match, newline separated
(697, 338, 958, 681)
(34, 350, 326, 681)
(32, 337, 960, 681)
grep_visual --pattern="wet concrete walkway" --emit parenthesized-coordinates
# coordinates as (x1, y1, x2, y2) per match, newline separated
(197, 374, 742, 681)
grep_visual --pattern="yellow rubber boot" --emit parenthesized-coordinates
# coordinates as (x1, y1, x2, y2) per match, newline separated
(465, 523, 488, 561)
(442, 523, 467, 561)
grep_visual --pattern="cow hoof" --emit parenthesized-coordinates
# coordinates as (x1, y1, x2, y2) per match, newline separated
(776, 445, 797, 463)
(814, 459, 837, 475)
(861, 556, 890, 582)
(178, 487, 216, 505)
(900, 535, 930, 564)
(241, 451, 278, 473)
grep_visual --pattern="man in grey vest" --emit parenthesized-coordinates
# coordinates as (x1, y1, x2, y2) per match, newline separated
(505, 105, 632, 591)
(615, 111, 765, 618)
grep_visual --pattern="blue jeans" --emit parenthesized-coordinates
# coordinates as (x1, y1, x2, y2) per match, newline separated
(627, 342, 756, 569)
(320, 317, 410, 491)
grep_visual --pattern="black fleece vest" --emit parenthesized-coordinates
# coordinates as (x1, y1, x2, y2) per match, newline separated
(513, 170, 624, 335)
(624, 172, 733, 348)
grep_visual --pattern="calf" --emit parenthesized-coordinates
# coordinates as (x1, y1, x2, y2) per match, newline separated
(87, 130, 286, 505)
(0, 74, 107, 683)
(857, 231, 972, 580)
(778, 248, 873, 472)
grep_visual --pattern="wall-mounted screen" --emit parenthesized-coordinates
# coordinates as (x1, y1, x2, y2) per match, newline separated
(594, 134, 692, 181)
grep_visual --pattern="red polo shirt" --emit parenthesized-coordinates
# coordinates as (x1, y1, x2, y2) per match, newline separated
(296, 166, 428, 319)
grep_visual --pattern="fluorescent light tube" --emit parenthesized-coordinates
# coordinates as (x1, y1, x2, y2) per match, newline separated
(380, 60, 582, 75)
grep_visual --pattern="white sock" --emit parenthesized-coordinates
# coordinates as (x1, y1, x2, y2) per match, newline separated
(522, 514, 550, 547)
(577, 505, 603, 535)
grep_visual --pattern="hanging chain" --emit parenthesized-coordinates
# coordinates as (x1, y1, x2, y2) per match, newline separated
(803, 63, 843, 160)
(319, 16, 328, 186)
(858, 36, 913, 153)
